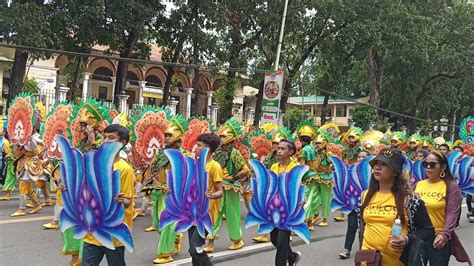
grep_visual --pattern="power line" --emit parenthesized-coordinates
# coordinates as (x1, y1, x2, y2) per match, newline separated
(0, 43, 271, 74)
(313, 87, 459, 129)
(2, 43, 460, 129)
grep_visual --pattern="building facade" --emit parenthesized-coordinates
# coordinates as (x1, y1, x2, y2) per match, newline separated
(0, 45, 257, 122)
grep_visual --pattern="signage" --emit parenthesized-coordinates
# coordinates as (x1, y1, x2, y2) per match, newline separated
(260, 71, 284, 125)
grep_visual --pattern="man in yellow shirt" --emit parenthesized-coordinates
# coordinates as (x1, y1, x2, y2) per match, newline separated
(269, 139, 302, 266)
(193, 133, 224, 264)
(82, 124, 135, 266)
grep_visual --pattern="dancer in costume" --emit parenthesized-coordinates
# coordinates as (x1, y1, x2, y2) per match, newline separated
(154, 114, 189, 264)
(82, 124, 135, 265)
(209, 118, 249, 252)
(335, 127, 364, 222)
(388, 131, 406, 149)
(249, 128, 290, 243)
(245, 139, 310, 266)
(8, 93, 43, 216)
(341, 127, 364, 165)
(41, 102, 73, 230)
(0, 127, 16, 200)
(193, 133, 224, 265)
(312, 130, 333, 227)
(63, 100, 110, 264)
(295, 121, 319, 231)
(405, 134, 421, 160)
(128, 106, 170, 231)
(30, 127, 52, 207)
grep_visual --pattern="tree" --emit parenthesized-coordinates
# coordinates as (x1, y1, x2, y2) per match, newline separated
(49, 0, 109, 98)
(102, 0, 165, 107)
(155, 0, 216, 109)
(350, 105, 377, 131)
(0, 0, 54, 104)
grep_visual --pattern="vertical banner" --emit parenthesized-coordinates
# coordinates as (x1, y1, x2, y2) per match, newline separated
(261, 71, 284, 124)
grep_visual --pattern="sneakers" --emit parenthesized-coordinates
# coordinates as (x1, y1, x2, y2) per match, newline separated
(338, 249, 350, 259)
(292, 251, 302, 266)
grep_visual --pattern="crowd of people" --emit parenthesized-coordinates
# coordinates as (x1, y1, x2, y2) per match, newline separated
(0, 94, 473, 266)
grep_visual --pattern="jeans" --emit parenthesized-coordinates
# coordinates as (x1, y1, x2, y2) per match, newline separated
(82, 242, 125, 266)
(188, 226, 213, 266)
(422, 239, 451, 266)
(270, 228, 296, 266)
(344, 210, 358, 251)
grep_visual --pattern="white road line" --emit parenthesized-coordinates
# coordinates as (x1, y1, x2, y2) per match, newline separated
(0, 215, 54, 224)
(169, 242, 273, 265)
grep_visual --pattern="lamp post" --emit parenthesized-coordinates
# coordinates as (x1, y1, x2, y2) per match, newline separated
(439, 117, 448, 138)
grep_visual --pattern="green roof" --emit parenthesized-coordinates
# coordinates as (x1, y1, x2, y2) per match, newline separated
(288, 96, 363, 105)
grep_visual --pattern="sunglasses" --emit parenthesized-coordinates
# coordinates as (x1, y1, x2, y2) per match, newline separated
(422, 161, 440, 169)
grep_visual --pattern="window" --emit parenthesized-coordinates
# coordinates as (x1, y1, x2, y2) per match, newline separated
(98, 87, 108, 100)
(92, 67, 113, 82)
(145, 75, 162, 88)
(336, 105, 347, 117)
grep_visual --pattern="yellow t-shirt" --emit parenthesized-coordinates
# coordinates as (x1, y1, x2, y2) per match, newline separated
(415, 180, 446, 232)
(84, 159, 135, 247)
(270, 161, 299, 175)
(361, 192, 408, 266)
(206, 159, 223, 192)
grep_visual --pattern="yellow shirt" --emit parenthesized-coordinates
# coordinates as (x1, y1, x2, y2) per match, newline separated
(415, 180, 446, 232)
(84, 159, 135, 247)
(362, 192, 408, 266)
(206, 159, 223, 192)
(270, 161, 299, 175)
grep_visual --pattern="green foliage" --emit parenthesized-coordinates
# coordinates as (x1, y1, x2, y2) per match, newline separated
(350, 105, 378, 131)
(214, 78, 239, 113)
(23, 78, 39, 94)
(284, 107, 313, 132)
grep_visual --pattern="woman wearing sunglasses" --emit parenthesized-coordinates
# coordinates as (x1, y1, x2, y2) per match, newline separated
(359, 148, 434, 266)
(414, 151, 471, 265)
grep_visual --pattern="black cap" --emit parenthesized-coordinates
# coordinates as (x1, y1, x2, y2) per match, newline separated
(370, 148, 404, 175)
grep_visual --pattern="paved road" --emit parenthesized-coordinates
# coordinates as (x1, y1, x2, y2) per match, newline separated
(0, 194, 473, 266)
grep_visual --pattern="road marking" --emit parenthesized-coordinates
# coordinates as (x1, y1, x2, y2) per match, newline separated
(0, 215, 54, 225)
(170, 242, 273, 265)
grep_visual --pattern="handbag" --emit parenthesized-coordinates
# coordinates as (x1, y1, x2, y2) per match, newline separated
(354, 250, 382, 266)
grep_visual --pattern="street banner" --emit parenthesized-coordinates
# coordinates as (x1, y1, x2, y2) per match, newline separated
(261, 71, 284, 124)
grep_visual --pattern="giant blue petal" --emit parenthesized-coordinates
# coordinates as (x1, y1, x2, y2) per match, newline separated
(103, 223, 134, 253)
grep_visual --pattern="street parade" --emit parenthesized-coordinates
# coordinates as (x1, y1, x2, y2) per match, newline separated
(0, 92, 473, 265)
(1, 1, 473, 266)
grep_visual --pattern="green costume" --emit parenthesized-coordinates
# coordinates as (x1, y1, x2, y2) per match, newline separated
(2, 157, 16, 193)
(62, 227, 84, 256)
(213, 118, 249, 247)
(213, 147, 249, 242)
(155, 115, 189, 262)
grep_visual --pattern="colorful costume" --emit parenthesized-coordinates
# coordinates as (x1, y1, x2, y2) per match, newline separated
(312, 131, 333, 226)
(295, 121, 320, 229)
(7, 93, 43, 216)
(213, 118, 250, 250)
(154, 114, 189, 264)
(0, 136, 16, 200)
(341, 127, 364, 165)
(404, 134, 421, 160)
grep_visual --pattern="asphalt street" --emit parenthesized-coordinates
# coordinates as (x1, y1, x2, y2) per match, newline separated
(0, 194, 472, 266)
